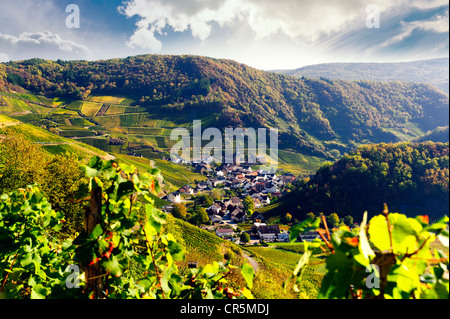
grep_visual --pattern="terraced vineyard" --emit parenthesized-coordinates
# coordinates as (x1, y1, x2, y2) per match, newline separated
(1, 91, 326, 178)
(243, 244, 327, 299)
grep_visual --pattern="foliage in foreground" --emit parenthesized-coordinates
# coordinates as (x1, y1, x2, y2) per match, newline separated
(0, 157, 253, 299)
(288, 206, 449, 299)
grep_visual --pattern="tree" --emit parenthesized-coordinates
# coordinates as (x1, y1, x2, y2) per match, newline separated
(243, 196, 254, 216)
(190, 207, 209, 225)
(211, 188, 224, 201)
(240, 232, 250, 244)
(344, 215, 354, 227)
(195, 193, 213, 207)
(326, 213, 340, 228)
(0, 129, 49, 193)
(284, 213, 293, 224)
(0, 130, 87, 237)
(172, 203, 187, 219)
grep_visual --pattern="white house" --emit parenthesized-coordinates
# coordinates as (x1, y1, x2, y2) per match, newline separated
(257, 225, 280, 242)
(167, 191, 181, 203)
(216, 228, 235, 238)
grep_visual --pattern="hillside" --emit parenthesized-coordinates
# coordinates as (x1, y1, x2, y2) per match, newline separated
(273, 58, 450, 94)
(0, 114, 203, 202)
(1, 55, 449, 167)
(261, 142, 449, 222)
(415, 126, 449, 143)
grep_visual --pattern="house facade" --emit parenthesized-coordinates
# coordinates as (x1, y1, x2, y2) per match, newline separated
(167, 191, 181, 203)
(257, 225, 280, 242)
(216, 228, 235, 238)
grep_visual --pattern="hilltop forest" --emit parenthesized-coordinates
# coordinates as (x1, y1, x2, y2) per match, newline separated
(1, 55, 448, 160)
(262, 141, 449, 221)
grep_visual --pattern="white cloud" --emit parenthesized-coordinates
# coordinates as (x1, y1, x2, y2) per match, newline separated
(126, 27, 163, 52)
(409, 10, 449, 33)
(0, 31, 92, 61)
(409, 0, 449, 9)
(119, 0, 399, 51)
(378, 10, 449, 49)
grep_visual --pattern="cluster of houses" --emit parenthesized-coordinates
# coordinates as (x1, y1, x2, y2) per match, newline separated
(160, 161, 303, 243)
(163, 163, 297, 209)
(214, 222, 290, 243)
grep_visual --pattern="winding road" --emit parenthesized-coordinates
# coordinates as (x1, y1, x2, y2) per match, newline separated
(242, 252, 259, 273)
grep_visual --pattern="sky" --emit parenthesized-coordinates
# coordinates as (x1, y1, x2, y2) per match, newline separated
(0, 0, 448, 70)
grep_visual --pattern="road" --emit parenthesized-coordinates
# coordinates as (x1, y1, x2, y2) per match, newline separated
(242, 252, 259, 273)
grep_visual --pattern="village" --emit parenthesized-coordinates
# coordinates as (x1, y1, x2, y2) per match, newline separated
(158, 160, 315, 244)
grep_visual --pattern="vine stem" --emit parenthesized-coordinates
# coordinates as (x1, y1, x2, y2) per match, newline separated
(140, 221, 167, 299)
(319, 215, 334, 253)
(401, 236, 431, 262)
(383, 204, 394, 253)
(1, 253, 18, 289)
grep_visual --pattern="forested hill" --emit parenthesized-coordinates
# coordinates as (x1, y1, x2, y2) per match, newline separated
(265, 142, 449, 221)
(273, 58, 449, 94)
(0, 55, 449, 159)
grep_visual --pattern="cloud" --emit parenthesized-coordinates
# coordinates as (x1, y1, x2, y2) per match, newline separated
(126, 27, 163, 52)
(0, 31, 92, 61)
(377, 10, 449, 49)
(119, 0, 400, 51)
(409, 0, 449, 9)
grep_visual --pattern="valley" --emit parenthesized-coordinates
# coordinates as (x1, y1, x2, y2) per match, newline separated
(0, 54, 448, 300)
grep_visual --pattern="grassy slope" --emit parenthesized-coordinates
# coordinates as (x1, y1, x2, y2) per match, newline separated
(243, 244, 325, 299)
(165, 214, 248, 290)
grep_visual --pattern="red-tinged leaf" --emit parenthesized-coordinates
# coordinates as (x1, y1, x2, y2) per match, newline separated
(416, 215, 429, 225)
(89, 257, 101, 266)
(344, 237, 359, 247)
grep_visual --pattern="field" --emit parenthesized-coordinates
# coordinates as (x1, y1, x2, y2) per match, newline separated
(80, 101, 103, 117)
(277, 150, 326, 177)
(243, 243, 326, 299)
(2, 91, 332, 192)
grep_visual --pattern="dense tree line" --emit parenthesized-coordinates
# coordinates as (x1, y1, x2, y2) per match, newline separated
(0, 129, 87, 236)
(266, 142, 449, 221)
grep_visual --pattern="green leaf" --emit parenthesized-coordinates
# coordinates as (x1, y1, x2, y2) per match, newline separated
(90, 224, 103, 240)
(201, 262, 220, 278)
(241, 262, 254, 289)
(289, 217, 321, 242)
(368, 215, 391, 252)
(102, 255, 123, 277)
(84, 165, 99, 178)
(19, 253, 33, 267)
(437, 229, 449, 247)
(167, 240, 184, 261)
(117, 180, 135, 199)
(30, 284, 48, 299)
(293, 242, 312, 277)
(390, 214, 422, 254)
(387, 263, 420, 294)
(144, 222, 157, 238)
